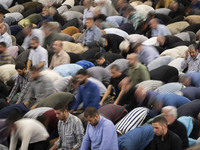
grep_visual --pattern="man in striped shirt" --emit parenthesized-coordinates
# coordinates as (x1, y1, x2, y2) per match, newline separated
(0, 42, 14, 66)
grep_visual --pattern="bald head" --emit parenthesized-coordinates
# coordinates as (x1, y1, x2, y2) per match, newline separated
(127, 53, 138, 67)
(53, 40, 63, 53)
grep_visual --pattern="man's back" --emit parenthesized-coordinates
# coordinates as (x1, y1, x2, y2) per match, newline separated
(127, 63, 150, 85)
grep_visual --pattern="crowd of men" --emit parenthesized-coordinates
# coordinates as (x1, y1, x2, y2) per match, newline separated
(1, 0, 200, 149)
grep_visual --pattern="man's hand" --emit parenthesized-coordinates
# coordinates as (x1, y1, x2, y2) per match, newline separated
(99, 101, 103, 106)
(185, 49, 189, 60)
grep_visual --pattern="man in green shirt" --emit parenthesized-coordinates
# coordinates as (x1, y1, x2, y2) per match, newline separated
(127, 53, 150, 85)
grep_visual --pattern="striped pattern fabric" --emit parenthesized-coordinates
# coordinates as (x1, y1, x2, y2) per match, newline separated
(115, 107, 149, 135)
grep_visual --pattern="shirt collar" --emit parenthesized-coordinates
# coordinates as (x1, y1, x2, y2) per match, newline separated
(65, 113, 72, 124)
(57, 50, 64, 56)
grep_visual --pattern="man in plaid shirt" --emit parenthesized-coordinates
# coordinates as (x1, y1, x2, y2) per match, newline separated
(8, 62, 30, 104)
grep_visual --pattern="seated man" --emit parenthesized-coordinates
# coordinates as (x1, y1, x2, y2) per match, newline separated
(149, 18, 171, 37)
(0, 23, 12, 47)
(7, 115, 49, 150)
(27, 37, 48, 71)
(24, 66, 55, 107)
(181, 44, 200, 72)
(150, 116, 182, 150)
(127, 53, 150, 85)
(100, 64, 126, 105)
(162, 106, 189, 149)
(0, 42, 14, 66)
(82, 18, 102, 46)
(94, 52, 110, 68)
(50, 102, 84, 150)
(71, 69, 101, 112)
(132, 42, 160, 66)
(80, 107, 118, 150)
(8, 63, 31, 104)
(36, 7, 53, 28)
(49, 41, 70, 69)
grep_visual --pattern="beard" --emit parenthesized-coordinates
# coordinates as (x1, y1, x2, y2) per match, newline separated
(20, 72, 26, 77)
(31, 46, 38, 50)
(79, 80, 86, 85)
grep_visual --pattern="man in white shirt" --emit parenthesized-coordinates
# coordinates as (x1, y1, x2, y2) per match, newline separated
(0, 23, 12, 47)
(149, 18, 171, 37)
(83, 0, 94, 24)
(27, 37, 48, 71)
(7, 115, 49, 150)
(22, 24, 45, 50)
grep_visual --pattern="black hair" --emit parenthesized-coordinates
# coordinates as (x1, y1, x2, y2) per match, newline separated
(15, 62, 26, 70)
(30, 66, 39, 72)
(84, 106, 99, 118)
(0, 42, 6, 47)
(76, 69, 88, 76)
(152, 116, 168, 126)
(94, 52, 105, 60)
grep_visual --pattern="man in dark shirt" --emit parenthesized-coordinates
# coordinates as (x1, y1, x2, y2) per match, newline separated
(150, 65, 179, 84)
(100, 64, 126, 106)
(94, 52, 110, 68)
(157, 35, 183, 49)
(150, 116, 182, 150)
(162, 106, 188, 149)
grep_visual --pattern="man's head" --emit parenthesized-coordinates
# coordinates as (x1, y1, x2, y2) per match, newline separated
(15, 63, 27, 77)
(131, 42, 142, 53)
(149, 18, 159, 29)
(94, 52, 106, 65)
(84, 0, 92, 9)
(169, 2, 179, 12)
(30, 66, 40, 80)
(0, 13, 4, 23)
(84, 106, 100, 126)
(110, 64, 121, 78)
(98, 37, 108, 48)
(0, 42, 6, 54)
(30, 37, 40, 49)
(127, 53, 138, 67)
(124, 5, 135, 18)
(0, 23, 6, 35)
(76, 69, 89, 85)
(23, 24, 33, 36)
(152, 116, 168, 137)
(188, 44, 199, 60)
(162, 106, 177, 125)
(53, 40, 63, 53)
(157, 35, 166, 46)
(54, 102, 69, 121)
(179, 75, 191, 87)
(85, 18, 95, 29)
(119, 40, 130, 53)
(42, 7, 49, 16)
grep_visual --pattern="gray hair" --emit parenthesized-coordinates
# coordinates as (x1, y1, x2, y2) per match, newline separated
(119, 40, 130, 52)
(188, 44, 198, 52)
(162, 106, 177, 118)
(98, 37, 107, 47)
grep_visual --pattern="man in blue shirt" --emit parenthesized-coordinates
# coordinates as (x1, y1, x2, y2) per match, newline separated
(132, 42, 160, 66)
(82, 18, 102, 46)
(118, 125, 154, 150)
(71, 69, 100, 112)
(80, 107, 118, 150)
